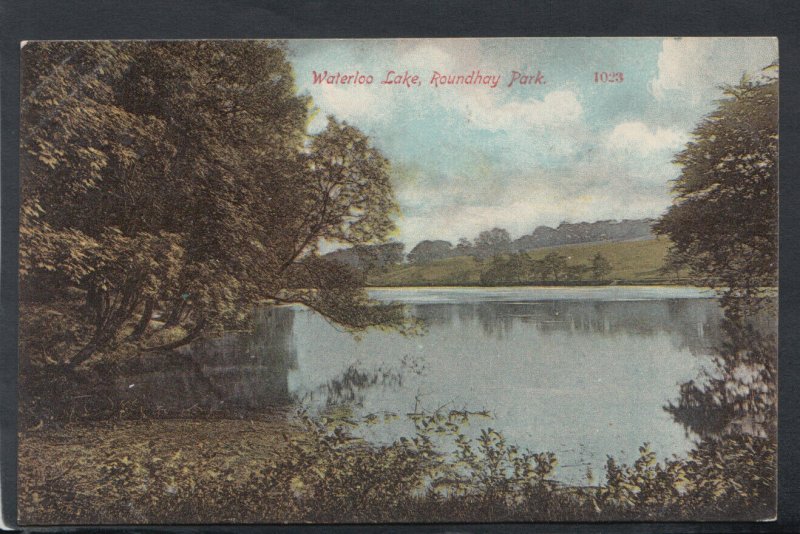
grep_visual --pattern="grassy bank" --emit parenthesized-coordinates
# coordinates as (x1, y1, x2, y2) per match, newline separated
(367, 238, 688, 287)
(18, 408, 775, 525)
(18, 417, 304, 524)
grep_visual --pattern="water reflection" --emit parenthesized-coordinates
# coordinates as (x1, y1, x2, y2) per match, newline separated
(666, 313, 777, 440)
(114, 288, 748, 484)
(421, 299, 724, 353)
(298, 363, 404, 407)
(115, 306, 298, 414)
(285, 291, 732, 483)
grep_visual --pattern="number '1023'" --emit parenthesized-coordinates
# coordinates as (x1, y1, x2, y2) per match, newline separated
(594, 72, 624, 83)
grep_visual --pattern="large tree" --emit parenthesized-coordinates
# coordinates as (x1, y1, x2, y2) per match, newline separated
(20, 41, 403, 368)
(657, 66, 779, 451)
(654, 66, 778, 312)
(407, 240, 454, 264)
(472, 228, 511, 259)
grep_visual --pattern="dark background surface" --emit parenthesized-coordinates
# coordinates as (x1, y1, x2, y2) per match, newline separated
(1, 1, 799, 532)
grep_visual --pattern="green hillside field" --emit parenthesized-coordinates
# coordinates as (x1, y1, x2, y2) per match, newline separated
(367, 237, 691, 287)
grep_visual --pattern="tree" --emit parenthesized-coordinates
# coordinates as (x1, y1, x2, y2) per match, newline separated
(565, 263, 590, 282)
(480, 252, 531, 285)
(324, 242, 405, 273)
(540, 252, 568, 282)
(658, 250, 686, 281)
(654, 66, 778, 312)
(654, 66, 778, 515)
(364, 242, 406, 272)
(591, 253, 613, 280)
(473, 228, 511, 259)
(455, 237, 473, 256)
(20, 41, 404, 369)
(504, 253, 531, 283)
(407, 240, 454, 264)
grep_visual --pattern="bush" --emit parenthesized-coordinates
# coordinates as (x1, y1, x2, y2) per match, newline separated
(18, 407, 776, 524)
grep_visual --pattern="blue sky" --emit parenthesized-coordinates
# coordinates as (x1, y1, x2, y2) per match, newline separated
(287, 38, 777, 249)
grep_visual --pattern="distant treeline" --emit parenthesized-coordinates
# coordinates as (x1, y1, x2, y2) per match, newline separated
(480, 251, 613, 285)
(323, 242, 405, 274)
(324, 218, 654, 271)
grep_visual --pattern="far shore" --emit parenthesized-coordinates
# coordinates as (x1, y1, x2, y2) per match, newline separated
(363, 285, 779, 301)
(365, 282, 710, 290)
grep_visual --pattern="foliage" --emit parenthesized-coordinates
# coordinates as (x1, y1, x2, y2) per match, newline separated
(20, 41, 404, 368)
(19, 407, 775, 524)
(479, 253, 529, 284)
(591, 253, 613, 280)
(654, 66, 778, 312)
(652, 65, 779, 522)
(407, 240, 455, 264)
(667, 316, 777, 440)
(371, 238, 673, 287)
(324, 241, 405, 273)
(472, 227, 512, 259)
(406, 227, 516, 264)
(401, 219, 654, 267)
(596, 434, 775, 520)
(479, 251, 606, 285)
(538, 252, 570, 281)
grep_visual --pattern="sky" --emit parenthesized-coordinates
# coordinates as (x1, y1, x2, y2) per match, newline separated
(287, 38, 778, 250)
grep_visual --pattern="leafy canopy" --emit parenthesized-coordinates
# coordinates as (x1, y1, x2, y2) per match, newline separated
(654, 66, 778, 310)
(20, 41, 404, 367)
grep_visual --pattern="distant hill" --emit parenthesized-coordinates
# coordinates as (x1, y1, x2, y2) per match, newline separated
(367, 237, 687, 287)
(324, 219, 657, 272)
(511, 219, 655, 252)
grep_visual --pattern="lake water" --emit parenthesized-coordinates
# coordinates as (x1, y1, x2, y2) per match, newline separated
(122, 286, 725, 484)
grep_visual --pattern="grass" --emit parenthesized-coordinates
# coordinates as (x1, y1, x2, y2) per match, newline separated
(368, 237, 685, 287)
(18, 417, 308, 524)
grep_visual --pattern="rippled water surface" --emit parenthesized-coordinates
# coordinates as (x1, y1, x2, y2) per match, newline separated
(125, 286, 726, 483)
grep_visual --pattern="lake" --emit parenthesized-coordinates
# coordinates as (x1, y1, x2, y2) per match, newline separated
(120, 286, 725, 485)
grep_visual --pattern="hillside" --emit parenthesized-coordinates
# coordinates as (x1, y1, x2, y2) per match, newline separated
(367, 237, 688, 287)
(512, 218, 654, 251)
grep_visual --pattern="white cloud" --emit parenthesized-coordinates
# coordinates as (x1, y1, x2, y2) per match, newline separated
(395, 188, 671, 247)
(393, 163, 676, 248)
(397, 40, 467, 71)
(650, 37, 778, 103)
(307, 82, 390, 132)
(397, 39, 584, 133)
(292, 38, 771, 250)
(453, 90, 583, 132)
(606, 122, 687, 155)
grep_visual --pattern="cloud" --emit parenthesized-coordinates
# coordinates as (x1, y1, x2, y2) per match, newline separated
(393, 150, 678, 248)
(397, 39, 469, 71)
(606, 122, 687, 155)
(453, 89, 583, 132)
(394, 178, 672, 248)
(307, 82, 390, 132)
(399, 40, 585, 132)
(290, 38, 773, 250)
(650, 37, 778, 103)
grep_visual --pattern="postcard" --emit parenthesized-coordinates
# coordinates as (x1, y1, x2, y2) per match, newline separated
(17, 37, 778, 524)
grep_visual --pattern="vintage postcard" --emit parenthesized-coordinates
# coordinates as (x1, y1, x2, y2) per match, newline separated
(17, 37, 777, 524)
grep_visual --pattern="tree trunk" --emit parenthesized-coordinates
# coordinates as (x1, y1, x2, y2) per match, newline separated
(66, 284, 141, 369)
(144, 318, 207, 352)
(163, 299, 186, 328)
(127, 298, 155, 341)
(65, 335, 107, 370)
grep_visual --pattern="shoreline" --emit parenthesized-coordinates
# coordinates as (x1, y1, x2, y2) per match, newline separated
(366, 283, 713, 290)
